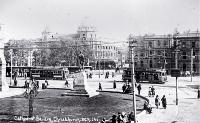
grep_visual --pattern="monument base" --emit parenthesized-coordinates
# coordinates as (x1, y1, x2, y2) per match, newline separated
(62, 71, 99, 97)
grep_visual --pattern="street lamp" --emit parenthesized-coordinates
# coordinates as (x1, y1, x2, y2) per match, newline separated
(129, 38, 137, 123)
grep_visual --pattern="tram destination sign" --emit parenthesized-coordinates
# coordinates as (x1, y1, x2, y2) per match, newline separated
(171, 69, 180, 77)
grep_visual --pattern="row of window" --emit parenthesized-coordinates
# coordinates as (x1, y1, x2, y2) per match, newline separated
(148, 40, 170, 47)
(95, 51, 117, 58)
(94, 45, 118, 50)
(181, 41, 196, 48)
(137, 50, 169, 57)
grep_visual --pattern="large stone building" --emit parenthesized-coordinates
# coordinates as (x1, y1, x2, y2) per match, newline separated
(6, 25, 124, 69)
(76, 25, 121, 69)
(172, 31, 200, 75)
(130, 30, 200, 75)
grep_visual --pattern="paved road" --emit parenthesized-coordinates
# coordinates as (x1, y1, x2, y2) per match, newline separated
(4, 74, 200, 123)
(137, 76, 200, 123)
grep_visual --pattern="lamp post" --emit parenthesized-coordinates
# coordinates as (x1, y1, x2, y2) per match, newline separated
(129, 38, 137, 123)
(191, 48, 194, 82)
(10, 49, 13, 85)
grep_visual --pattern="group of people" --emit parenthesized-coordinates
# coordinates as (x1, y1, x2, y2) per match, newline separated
(105, 71, 115, 79)
(86, 73, 93, 79)
(155, 95, 167, 109)
(24, 79, 49, 90)
(148, 86, 155, 97)
(122, 82, 132, 93)
(101, 111, 135, 123)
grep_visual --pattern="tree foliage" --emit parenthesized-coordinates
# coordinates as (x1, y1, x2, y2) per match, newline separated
(5, 38, 94, 67)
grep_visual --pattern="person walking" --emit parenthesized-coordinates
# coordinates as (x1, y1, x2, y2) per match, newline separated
(65, 79, 69, 87)
(45, 79, 49, 86)
(122, 83, 126, 93)
(151, 86, 155, 97)
(128, 111, 135, 122)
(99, 82, 102, 91)
(117, 112, 123, 123)
(197, 87, 200, 99)
(111, 115, 117, 123)
(155, 95, 160, 109)
(113, 80, 116, 89)
(161, 95, 167, 109)
(137, 84, 142, 95)
(112, 72, 115, 78)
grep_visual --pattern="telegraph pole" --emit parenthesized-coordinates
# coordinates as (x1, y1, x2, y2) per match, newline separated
(10, 49, 13, 85)
(191, 48, 193, 82)
(175, 41, 179, 105)
(129, 38, 137, 123)
(98, 41, 101, 78)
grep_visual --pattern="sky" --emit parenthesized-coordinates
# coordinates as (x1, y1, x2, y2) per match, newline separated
(0, 0, 199, 41)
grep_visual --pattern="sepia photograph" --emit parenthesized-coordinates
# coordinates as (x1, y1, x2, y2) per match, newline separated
(0, 0, 199, 122)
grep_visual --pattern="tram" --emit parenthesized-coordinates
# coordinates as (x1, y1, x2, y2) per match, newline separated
(122, 68, 167, 84)
(31, 67, 69, 80)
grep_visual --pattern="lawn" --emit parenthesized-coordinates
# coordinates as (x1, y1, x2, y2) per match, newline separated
(0, 89, 145, 122)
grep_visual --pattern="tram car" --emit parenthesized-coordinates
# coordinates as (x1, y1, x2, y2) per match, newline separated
(122, 68, 167, 84)
(31, 67, 69, 80)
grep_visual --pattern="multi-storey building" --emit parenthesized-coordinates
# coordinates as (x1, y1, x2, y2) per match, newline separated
(172, 31, 200, 75)
(76, 25, 122, 69)
(130, 34, 173, 74)
(130, 30, 200, 75)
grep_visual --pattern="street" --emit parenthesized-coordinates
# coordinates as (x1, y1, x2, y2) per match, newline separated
(2, 72, 200, 123)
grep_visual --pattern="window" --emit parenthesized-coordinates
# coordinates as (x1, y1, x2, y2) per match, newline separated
(182, 42, 186, 47)
(141, 61, 144, 67)
(182, 52, 186, 59)
(150, 50, 153, 55)
(193, 51, 195, 56)
(149, 41, 153, 47)
(140, 53, 144, 57)
(150, 60, 153, 68)
(192, 42, 195, 48)
(158, 51, 161, 55)
(164, 40, 167, 46)
(157, 40, 161, 46)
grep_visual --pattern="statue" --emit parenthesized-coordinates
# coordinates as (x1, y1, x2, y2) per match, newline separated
(78, 51, 84, 70)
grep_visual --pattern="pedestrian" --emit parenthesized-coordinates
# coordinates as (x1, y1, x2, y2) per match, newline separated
(24, 72, 27, 79)
(148, 87, 152, 97)
(73, 78, 76, 88)
(117, 112, 123, 123)
(155, 95, 160, 109)
(112, 72, 115, 78)
(111, 115, 117, 123)
(121, 112, 128, 123)
(65, 79, 69, 87)
(45, 79, 49, 86)
(122, 83, 126, 93)
(137, 84, 142, 95)
(151, 86, 155, 96)
(105, 72, 107, 79)
(14, 78, 17, 86)
(128, 111, 135, 122)
(197, 87, 200, 99)
(99, 82, 102, 91)
(161, 95, 167, 109)
(143, 101, 152, 113)
(101, 118, 106, 123)
(113, 80, 116, 89)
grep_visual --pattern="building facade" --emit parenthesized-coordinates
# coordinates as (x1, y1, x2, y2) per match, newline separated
(130, 30, 200, 75)
(172, 31, 200, 75)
